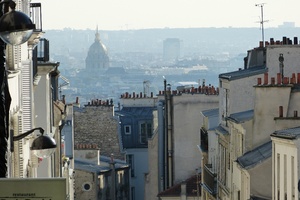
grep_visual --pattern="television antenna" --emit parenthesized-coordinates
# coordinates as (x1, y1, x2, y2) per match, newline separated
(255, 3, 269, 47)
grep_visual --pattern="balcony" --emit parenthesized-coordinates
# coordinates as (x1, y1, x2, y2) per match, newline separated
(27, 3, 44, 47)
(202, 164, 217, 196)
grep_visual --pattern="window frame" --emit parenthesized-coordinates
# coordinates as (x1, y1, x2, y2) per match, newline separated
(124, 125, 132, 135)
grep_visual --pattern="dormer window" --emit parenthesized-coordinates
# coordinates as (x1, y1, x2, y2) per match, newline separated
(124, 125, 131, 135)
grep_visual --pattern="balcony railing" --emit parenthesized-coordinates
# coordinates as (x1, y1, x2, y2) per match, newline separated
(202, 163, 217, 196)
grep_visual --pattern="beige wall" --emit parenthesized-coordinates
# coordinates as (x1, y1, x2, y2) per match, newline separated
(172, 94, 219, 183)
(145, 131, 159, 200)
(266, 46, 300, 78)
(272, 137, 298, 200)
(253, 86, 292, 147)
(249, 158, 272, 199)
(75, 170, 98, 200)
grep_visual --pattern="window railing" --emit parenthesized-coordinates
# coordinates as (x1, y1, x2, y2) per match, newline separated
(202, 163, 217, 196)
(30, 3, 42, 32)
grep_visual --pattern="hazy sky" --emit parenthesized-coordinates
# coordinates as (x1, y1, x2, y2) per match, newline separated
(35, 0, 300, 30)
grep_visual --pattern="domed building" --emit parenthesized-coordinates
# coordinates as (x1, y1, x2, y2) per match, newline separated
(85, 27, 109, 72)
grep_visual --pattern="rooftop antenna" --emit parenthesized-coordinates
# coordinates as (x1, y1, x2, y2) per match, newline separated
(255, 3, 268, 47)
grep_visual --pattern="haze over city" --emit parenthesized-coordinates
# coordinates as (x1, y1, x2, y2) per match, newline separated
(36, 0, 300, 30)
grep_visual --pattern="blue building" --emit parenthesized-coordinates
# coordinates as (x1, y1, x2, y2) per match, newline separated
(115, 95, 157, 200)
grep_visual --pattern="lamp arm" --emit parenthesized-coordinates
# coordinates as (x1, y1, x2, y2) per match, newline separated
(13, 127, 44, 141)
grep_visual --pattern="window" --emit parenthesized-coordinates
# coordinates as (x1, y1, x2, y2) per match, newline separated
(124, 125, 131, 135)
(126, 154, 135, 177)
(82, 182, 92, 191)
(139, 121, 152, 144)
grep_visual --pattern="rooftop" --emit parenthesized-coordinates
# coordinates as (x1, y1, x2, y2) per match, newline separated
(236, 141, 272, 169)
(157, 175, 200, 197)
(271, 126, 300, 139)
(227, 110, 254, 123)
(219, 66, 267, 81)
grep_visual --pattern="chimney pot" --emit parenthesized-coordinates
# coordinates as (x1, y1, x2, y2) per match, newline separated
(271, 77, 275, 85)
(279, 106, 283, 117)
(263, 73, 268, 85)
(277, 73, 281, 85)
(294, 111, 298, 117)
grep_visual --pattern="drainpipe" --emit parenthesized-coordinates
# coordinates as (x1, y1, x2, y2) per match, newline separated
(166, 83, 174, 187)
(279, 54, 284, 84)
(110, 154, 116, 200)
(163, 78, 168, 189)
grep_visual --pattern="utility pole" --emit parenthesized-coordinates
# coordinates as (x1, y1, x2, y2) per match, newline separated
(255, 3, 268, 47)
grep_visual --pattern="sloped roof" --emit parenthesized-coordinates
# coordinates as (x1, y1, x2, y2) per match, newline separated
(75, 156, 129, 174)
(116, 107, 155, 117)
(219, 66, 267, 81)
(236, 141, 272, 169)
(157, 175, 200, 197)
(202, 108, 219, 117)
(227, 110, 254, 123)
(271, 126, 300, 139)
(215, 125, 229, 135)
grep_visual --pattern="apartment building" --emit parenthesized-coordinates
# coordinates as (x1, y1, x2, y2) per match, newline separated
(145, 82, 219, 200)
(201, 36, 300, 200)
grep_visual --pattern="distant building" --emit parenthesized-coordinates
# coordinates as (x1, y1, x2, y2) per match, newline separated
(163, 38, 181, 63)
(85, 27, 109, 72)
(278, 22, 295, 28)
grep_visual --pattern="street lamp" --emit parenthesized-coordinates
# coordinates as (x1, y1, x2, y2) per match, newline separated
(11, 127, 57, 159)
(0, 0, 35, 45)
(0, 0, 36, 178)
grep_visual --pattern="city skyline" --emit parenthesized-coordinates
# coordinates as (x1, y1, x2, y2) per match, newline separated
(35, 0, 300, 30)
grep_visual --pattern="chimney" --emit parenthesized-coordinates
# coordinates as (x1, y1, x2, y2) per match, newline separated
(76, 96, 79, 104)
(271, 77, 275, 85)
(276, 73, 281, 85)
(62, 95, 66, 104)
(180, 180, 187, 200)
(294, 37, 298, 45)
(279, 106, 283, 117)
(294, 111, 298, 117)
(270, 38, 274, 45)
(283, 36, 287, 45)
(263, 73, 268, 85)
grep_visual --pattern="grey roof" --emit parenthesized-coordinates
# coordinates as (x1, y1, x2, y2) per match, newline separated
(215, 125, 229, 135)
(236, 141, 272, 169)
(75, 156, 129, 174)
(271, 126, 300, 139)
(75, 159, 109, 174)
(201, 108, 219, 117)
(116, 106, 155, 117)
(219, 66, 267, 81)
(227, 110, 254, 123)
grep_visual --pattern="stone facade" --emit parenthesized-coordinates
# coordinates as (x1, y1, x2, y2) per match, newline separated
(74, 104, 124, 160)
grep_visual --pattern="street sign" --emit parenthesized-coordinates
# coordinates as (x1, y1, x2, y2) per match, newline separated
(0, 178, 67, 200)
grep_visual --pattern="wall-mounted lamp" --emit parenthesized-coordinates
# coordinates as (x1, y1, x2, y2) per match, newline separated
(11, 127, 57, 158)
(0, 0, 35, 45)
(0, 0, 36, 177)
